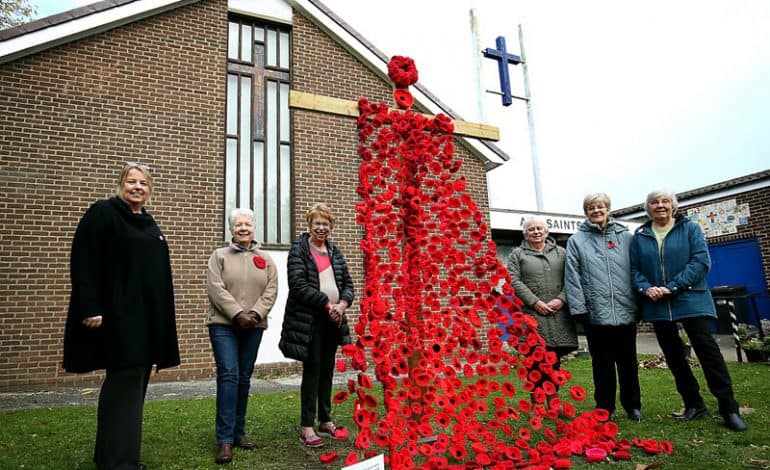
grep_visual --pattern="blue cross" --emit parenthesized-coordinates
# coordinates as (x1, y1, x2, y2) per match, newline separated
(483, 36, 521, 106)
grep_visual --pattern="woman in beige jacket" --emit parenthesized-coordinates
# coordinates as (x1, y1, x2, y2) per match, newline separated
(206, 208, 278, 463)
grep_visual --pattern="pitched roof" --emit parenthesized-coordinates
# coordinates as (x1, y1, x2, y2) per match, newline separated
(0, 0, 510, 169)
(0, 0, 200, 64)
(0, 0, 136, 41)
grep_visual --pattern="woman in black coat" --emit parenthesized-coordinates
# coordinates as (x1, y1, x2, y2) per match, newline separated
(63, 162, 180, 470)
(279, 203, 353, 448)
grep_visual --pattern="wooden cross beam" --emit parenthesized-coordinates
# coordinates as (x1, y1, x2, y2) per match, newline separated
(289, 90, 500, 141)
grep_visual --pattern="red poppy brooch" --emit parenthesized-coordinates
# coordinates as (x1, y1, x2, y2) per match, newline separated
(393, 88, 414, 109)
(253, 255, 266, 269)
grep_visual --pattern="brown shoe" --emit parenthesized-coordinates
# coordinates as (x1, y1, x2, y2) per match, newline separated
(235, 436, 256, 450)
(316, 422, 337, 438)
(215, 443, 233, 464)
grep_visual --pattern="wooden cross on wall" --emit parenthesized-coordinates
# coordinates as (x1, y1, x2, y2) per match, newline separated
(289, 90, 500, 141)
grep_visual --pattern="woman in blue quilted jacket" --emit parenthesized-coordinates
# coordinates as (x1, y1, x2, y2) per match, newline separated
(630, 189, 746, 432)
(565, 192, 642, 422)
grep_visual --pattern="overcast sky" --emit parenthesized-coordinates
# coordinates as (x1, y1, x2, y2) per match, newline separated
(31, 0, 770, 214)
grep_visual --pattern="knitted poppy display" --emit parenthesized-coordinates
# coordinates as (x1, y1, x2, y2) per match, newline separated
(387, 55, 419, 88)
(393, 88, 414, 109)
(327, 56, 672, 468)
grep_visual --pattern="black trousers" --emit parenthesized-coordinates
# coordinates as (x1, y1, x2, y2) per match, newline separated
(300, 316, 338, 427)
(584, 323, 641, 414)
(94, 366, 152, 470)
(536, 346, 574, 393)
(530, 346, 574, 405)
(653, 317, 739, 415)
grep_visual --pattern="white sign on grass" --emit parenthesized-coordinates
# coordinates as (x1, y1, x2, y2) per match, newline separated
(342, 453, 385, 470)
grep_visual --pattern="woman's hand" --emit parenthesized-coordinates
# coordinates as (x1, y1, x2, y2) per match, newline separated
(328, 302, 348, 325)
(545, 299, 564, 312)
(82, 315, 103, 328)
(533, 300, 555, 315)
(233, 311, 258, 330)
(645, 286, 672, 301)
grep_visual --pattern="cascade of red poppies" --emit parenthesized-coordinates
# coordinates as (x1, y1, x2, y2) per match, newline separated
(328, 56, 673, 469)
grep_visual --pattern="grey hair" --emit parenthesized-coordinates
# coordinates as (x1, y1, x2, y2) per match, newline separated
(522, 216, 548, 233)
(644, 189, 679, 218)
(228, 208, 255, 232)
(582, 192, 611, 213)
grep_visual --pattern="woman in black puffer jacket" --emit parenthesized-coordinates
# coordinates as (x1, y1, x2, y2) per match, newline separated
(279, 203, 353, 448)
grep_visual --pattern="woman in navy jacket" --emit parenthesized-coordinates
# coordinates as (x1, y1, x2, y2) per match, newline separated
(630, 189, 746, 432)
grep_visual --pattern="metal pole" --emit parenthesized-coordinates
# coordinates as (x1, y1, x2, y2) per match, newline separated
(518, 24, 544, 212)
(719, 299, 744, 362)
(748, 293, 765, 339)
(469, 9, 484, 124)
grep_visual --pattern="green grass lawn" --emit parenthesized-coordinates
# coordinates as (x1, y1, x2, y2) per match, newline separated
(1, 357, 769, 469)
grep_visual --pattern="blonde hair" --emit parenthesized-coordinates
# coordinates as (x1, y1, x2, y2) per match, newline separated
(306, 203, 335, 229)
(116, 162, 153, 203)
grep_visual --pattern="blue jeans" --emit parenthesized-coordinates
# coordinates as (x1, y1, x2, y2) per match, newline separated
(209, 325, 264, 444)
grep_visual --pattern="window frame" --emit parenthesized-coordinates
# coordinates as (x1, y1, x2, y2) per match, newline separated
(225, 16, 293, 248)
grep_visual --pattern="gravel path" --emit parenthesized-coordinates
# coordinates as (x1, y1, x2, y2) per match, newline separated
(0, 372, 358, 411)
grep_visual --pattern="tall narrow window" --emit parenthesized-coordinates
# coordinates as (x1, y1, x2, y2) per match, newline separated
(225, 18, 291, 245)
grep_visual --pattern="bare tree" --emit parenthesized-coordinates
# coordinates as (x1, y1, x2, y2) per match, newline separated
(1, 0, 37, 30)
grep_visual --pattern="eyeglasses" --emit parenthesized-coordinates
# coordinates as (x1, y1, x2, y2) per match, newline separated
(124, 161, 151, 171)
(586, 205, 607, 212)
(649, 199, 672, 206)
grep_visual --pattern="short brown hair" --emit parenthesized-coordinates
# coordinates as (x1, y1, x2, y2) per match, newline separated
(305, 203, 335, 229)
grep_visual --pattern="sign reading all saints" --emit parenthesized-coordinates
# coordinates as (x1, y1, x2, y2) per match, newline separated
(490, 209, 641, 235)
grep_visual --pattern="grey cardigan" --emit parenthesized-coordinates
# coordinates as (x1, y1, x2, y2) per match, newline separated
(507, 237, 578, 349)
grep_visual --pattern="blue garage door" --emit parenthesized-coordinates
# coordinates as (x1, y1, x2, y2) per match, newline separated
(707, 238, 770, 323)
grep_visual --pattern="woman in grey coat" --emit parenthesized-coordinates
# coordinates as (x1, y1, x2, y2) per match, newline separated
(565, 193, 643, 421)
(508, 217, 578, 403)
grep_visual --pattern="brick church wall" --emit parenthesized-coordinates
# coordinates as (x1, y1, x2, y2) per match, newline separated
(0, 0, 229, 391)
(0, 2, 494, 391)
